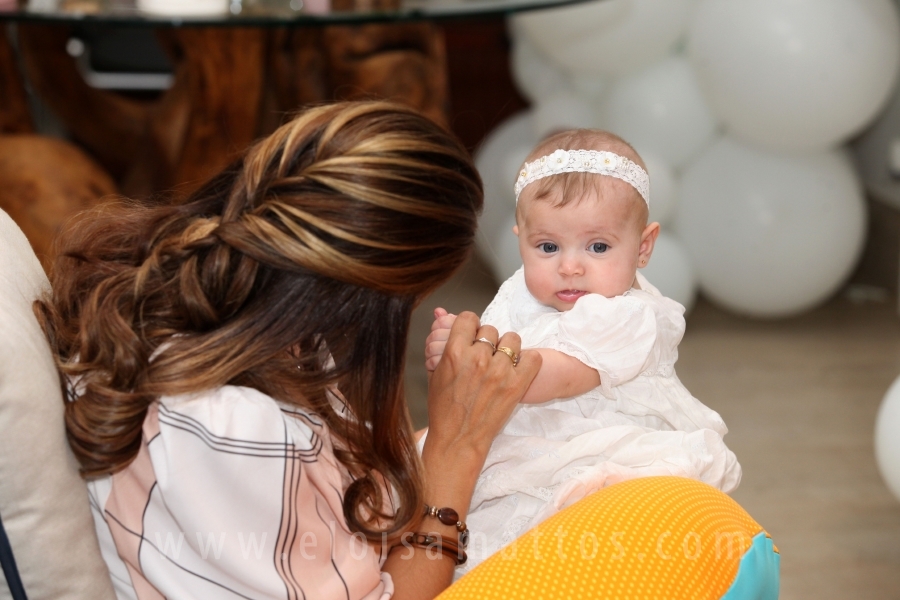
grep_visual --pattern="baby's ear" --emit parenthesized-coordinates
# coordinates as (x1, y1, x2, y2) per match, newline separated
(513, 224, 519, 236)
(638, 222, 661, 267)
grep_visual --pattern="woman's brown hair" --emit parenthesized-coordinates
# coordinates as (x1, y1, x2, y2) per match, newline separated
(35, 101, 483, 539)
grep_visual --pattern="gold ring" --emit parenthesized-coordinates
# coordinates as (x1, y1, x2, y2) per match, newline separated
(496, 346, 519, 366)
(475, 337, 496, 351)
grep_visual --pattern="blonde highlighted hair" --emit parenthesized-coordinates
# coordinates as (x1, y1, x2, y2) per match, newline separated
(36, 101, 483, 539)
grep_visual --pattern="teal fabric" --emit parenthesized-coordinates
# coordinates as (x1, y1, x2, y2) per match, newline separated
(720, 532, 780, 600)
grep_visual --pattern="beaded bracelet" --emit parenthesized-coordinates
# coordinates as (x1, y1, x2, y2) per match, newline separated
(390, 532, 468, 566)
(423, 504, 469, 548)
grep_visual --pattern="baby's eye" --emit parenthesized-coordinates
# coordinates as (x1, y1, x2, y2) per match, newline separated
(589, 242, 609, 253)
(538, 242, 559, 253)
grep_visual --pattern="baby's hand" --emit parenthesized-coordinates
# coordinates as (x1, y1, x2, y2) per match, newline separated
(425, 307, 457, 372)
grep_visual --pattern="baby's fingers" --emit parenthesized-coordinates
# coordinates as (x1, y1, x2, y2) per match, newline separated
(425, 355, 443, 372)
(426, 326, 452, 345)
(424, 338, 448, 372)
(431, 312, 457, 332)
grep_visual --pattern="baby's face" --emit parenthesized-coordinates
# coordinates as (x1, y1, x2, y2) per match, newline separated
(516, 182, 647, 312)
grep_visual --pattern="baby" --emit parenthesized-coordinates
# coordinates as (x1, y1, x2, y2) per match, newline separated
(424, 129, 741, 575)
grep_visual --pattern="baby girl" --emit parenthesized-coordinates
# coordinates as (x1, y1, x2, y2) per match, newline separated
(424, 129, 741, 575)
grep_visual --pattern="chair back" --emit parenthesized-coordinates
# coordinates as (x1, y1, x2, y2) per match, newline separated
(0, 209, 116, 600)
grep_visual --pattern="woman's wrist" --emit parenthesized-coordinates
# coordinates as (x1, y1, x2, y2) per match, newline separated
(390, 531, 467, 566)
(419, 438, 483, 515)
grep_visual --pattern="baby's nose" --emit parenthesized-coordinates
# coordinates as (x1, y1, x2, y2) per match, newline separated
(558, 255, 584, 276)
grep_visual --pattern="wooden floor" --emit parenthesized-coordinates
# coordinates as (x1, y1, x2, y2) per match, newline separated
(404, 251, 900, 599)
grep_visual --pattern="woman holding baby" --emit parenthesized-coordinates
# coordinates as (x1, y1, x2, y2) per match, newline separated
(37, 101, 774, 600)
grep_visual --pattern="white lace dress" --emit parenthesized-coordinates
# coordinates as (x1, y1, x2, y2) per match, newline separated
(459, 268, 742, 575)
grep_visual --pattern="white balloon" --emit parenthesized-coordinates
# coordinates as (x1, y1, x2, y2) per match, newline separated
(641, 152, 677, 226)
(531, 91, 599, 140)
(482, 212, 523, 283)
(604, 56, 718, 170)
(511, 0, 629, 57)
(568, 72, 611, 104)
(510, 32, 570, 104)
(876, 375, 900, 502)
(516, 0, 696, 77)
(474, 112, 537, 262)
(502, 143, 535, 194)
(674, 137, 866, 318)
(688, 0, 900, 151)
(642, 231, 697, 313)
(475, 111, 536, 241)
(852, 68, 900, 211)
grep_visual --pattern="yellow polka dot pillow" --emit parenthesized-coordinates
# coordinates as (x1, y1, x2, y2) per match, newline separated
(440, 477, 779, 600)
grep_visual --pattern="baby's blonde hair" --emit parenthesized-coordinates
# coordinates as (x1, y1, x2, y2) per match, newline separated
(517, 129, 649, 226)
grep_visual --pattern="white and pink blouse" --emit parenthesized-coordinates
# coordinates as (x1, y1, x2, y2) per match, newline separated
(87, 385, 394, 600)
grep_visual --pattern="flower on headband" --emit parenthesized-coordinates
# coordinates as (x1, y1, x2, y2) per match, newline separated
(520, 161, 531, 181)
(598, 151, 619, 170)
(547, 149, 570, 174)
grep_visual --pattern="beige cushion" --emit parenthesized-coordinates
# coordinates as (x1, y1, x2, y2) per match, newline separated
(0, 208, 116, 599)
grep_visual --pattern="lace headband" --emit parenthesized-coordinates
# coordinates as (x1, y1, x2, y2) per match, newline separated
(514, 149, 650, 206)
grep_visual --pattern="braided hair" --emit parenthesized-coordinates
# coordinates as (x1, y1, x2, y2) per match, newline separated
(36, 101, 483, 539)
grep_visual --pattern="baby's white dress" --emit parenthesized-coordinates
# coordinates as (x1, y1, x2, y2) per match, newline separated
(459, 267, 742, 575)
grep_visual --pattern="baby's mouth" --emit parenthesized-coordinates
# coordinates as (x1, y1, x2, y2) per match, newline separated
(556, 290, 587, 303)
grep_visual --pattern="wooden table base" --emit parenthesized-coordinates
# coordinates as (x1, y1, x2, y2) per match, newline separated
(3, 22, 449, 199)
(0, 134, 118, 269)
(0, 27, 32, 134)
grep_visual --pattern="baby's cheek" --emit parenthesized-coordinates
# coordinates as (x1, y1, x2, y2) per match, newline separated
(523, 271, 549, 302)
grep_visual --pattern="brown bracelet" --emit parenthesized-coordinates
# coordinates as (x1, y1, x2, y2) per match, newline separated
(423, 504, 469, 548)
(390, 532, 468, 566)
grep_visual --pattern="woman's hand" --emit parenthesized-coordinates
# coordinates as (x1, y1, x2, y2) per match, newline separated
(424, 311, 540, 475)
(386, 312, 540, 600)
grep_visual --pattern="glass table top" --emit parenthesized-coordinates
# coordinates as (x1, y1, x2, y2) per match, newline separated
(0, 0, 589, 26)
